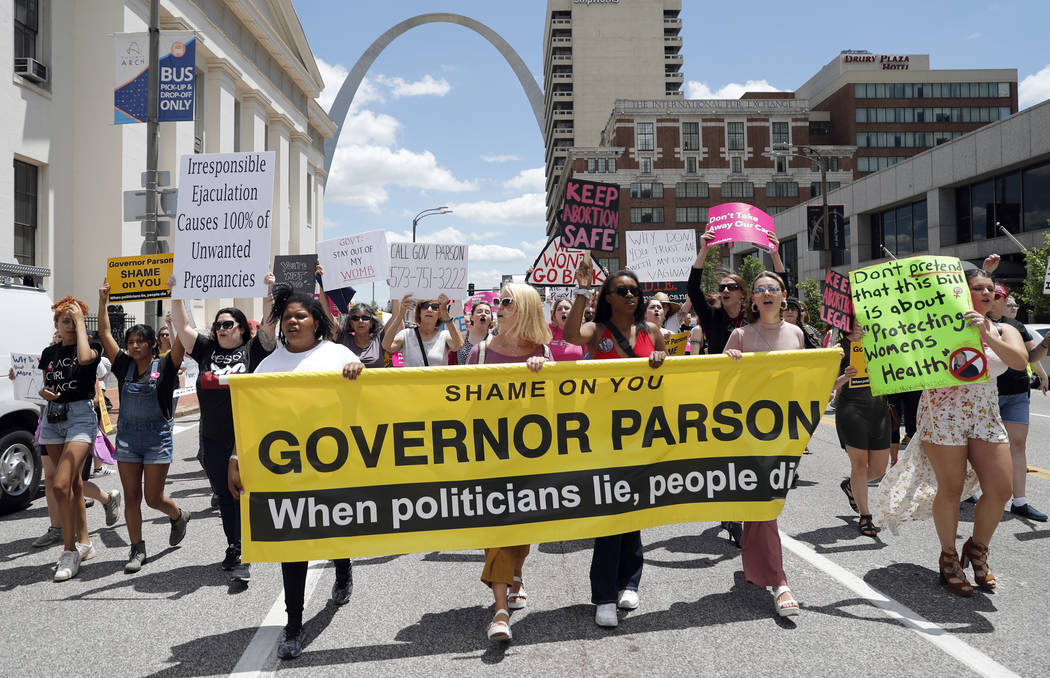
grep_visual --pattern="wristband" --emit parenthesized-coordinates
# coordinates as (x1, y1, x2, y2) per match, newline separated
(229, 455, 238, 462)
(574, 287, 593, 300)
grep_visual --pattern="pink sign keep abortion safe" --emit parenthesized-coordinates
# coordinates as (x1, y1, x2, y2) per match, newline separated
(705, 203, 776, 251)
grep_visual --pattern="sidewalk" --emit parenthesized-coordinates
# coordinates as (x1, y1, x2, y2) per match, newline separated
(101, 386, 200, 426)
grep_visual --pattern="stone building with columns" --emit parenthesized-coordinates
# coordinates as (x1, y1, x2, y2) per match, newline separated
(3, 0, 333, 325)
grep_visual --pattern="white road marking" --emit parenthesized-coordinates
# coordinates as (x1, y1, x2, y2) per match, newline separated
(173, 421, 199, 435)
(229, 562, 327, 678)
(780, 532, 1021, 678)
(1029, 412, 1050, 418)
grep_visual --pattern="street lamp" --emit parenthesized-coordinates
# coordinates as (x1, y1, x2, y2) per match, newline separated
(412, 206, 453, 243)
(772, 143, 835, 271)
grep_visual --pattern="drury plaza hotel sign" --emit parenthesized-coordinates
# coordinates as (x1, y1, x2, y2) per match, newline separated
(842, 54, 913, 70)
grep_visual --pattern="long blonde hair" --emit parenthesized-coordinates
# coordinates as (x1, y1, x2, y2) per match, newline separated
(499, 283, 552, 346)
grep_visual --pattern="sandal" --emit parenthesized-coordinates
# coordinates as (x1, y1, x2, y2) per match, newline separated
(772, 586, 800, 617)
(720, 521, 742, 548)
(840, 478, 858, 513)
(938, 548, 973, 597)
(960, 537, 996, 591)
(858, 514, 879, 537)
(486, 609, 511, 642)
(508, 576, 528, 610)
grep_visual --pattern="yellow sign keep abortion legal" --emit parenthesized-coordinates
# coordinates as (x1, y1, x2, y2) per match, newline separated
(228, 350, 840, 563)
(106, 253, 173, 302)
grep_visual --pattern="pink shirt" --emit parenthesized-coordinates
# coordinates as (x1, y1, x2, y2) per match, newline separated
(724, 322, 804, 353)
(548, 323, 585, 362)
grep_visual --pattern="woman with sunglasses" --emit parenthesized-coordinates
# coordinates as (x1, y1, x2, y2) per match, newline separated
(723, 271, 803, 617)
(873, 269, 1026, 597)
(383, 294, 464, 367)
(335, 303, 393, 370)
(458, 300, 494, 365)
(565, 258, 666, 629)
(169, 274, 276, 581)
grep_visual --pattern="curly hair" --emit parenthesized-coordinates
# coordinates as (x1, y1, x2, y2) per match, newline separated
(52, 295, 89, 323)
(269, 285, 336, 347)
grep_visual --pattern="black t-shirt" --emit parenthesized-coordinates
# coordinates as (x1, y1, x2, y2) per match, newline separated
(39, 341, 102, 403)
(190, 334, 271, 441)
(112, 351, 180, 419)
(997, 317, 1033, 395)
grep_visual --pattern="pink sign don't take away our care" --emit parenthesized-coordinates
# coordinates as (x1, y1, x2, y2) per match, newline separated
(705, 202, 776, 251)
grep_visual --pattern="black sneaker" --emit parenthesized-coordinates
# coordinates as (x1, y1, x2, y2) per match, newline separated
(221, 544, 241, 570)
(330, 580, 352, 606)
(1011, 502, 1048, 522)
(276, 627, 303, 660)
(125, 541, 146, 573)
(210, 493, 220, 509)
(169, 508, 190, 546)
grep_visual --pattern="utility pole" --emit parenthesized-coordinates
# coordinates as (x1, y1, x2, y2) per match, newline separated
(144, 0, 161, 328)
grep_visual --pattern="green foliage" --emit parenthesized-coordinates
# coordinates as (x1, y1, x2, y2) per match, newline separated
(1021, 232, 1050, 321)
(797, 278, 824, 328)
(738, 255, 766, 289)
(700, 244, 725, 294)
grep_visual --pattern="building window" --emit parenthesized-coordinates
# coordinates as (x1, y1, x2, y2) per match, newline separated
(730, 156, 742, 174)
(771, 121, 789, 146)
(721, 182, 754, 199)
(676, 181, 709, 198)
(14, 159, 38, 266)
(858, 156, 906, 172)
(778, 237, 798, 290)
(630, 207, 664, 223)
(766, 182, 799, 198)
(608, 157, 616, 172)
(675, 206, 708, 223)
(871, 200, 928, 258)
(809, 181, 841, 197)
(1023, 162, 1050, 233)
(727, 122, 744, 151)
(811, 157, 840, 172)
(14, 0, 39, 59)
(640, 157, 653, 174)
(774, 156, 788, 174)
(854, 82, 1013, 100)
(597, 257, 620, 273)
(629, 182, 663, 199)
(636, 122, 655, 151)
(809, 121, 831, 136)
(682, 122, 700, 150)
(685, 156, 697, 174)
(587, 158, 596, 173)
(597, 158, 607, 173)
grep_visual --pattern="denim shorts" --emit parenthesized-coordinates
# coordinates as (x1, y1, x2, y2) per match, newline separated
(115, 420, 175, 465)
(998, 391, 1030, 425)
(38, 399, 98, 446)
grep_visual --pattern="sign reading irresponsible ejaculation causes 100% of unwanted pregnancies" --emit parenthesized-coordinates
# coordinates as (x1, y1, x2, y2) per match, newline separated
(849, 255, 985, 395)
(172, 151, 275, 300)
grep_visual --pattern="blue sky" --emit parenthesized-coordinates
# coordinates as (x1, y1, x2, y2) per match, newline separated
(293, 0, 1050, 303)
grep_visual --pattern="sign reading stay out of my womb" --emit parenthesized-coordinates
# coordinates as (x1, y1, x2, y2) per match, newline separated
(387, 241, 469, 299)
(316, 230, 390, 292)
(172, 151, 275, 300)
(625, 230, 696, 283)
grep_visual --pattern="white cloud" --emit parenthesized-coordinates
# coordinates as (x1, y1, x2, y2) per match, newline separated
(686, 79, 783, 100)
(327, 145, 478, 212)
(482, 154, 520, 163)
(469, 244, 526, 262)
(387, 226, 466, 244)
(316, 58, 384, 113)
(339, 109, 400, 146)
(502, 167, 546, 192)
(1020, 63, 1050, 109)
(966, 32, 982, 40)
(447, 193, 546, 226)
(376, 74, 451, 98)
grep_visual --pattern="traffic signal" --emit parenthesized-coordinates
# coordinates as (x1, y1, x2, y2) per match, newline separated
(467, 283, 475, 296)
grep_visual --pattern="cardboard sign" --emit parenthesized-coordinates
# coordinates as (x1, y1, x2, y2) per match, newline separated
(849, 255, 984, 395)
(274, 255, 317, 296)
(172, 151, 275, 300)
(665, 331, 689, 356)
(11, 353, 44, 404)
(317, 230, 389, 292)
(821, 269, 854, 332)
(706, 203, 775, 251)
(388, 241, 468, 299)
(106, 254, 174, 302)
(848, 341, 870, 388)
(558, 178, 620, 253)
(527, 239, 606, 287)
(1043, 258, 1050, 294)
(625, 230, 696, 283)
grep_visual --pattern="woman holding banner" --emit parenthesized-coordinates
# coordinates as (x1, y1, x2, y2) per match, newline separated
(229, 286, 364, 660)
(382, 294, 464, 367)
(723, 270, 802, 617)
(459, 299, 495, 365)
(873, 268, 1027, 596)
(565, 257, 667, 629)
(644, 298, 673, 343)
(466, 282, 552, 642)
(546, 297, 584, 362)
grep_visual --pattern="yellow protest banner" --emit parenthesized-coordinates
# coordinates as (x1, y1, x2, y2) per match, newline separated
(665, 331, 689, 356)
(106, 254, 173, 302)
(96, 381, 115, 434)
(228, 350, 840, 563)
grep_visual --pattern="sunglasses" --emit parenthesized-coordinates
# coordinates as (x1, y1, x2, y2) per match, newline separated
(612, 285, 640, 298)
(420, 301, 442, 311)
(493, 298, 514, 307)
(212, 320, 237, 331)
(718, 283, 741, 292)
(157, 332, 170, 338)
(993, 293, 1005, 300)
(753, 284, 781, 295)
(349, 314, 371, 322)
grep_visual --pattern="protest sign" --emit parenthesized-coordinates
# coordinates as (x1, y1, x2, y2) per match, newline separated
(388, 241, 468, 299)
(1043, 258, 1050, 294)
(172, 152, 275, 300)
(114, 32, 196, 124)
(705, 203, 775, 251)
(106, 254, 174, 302)
(849, 255, 984, 395)
(640, 281, 688, 306)
(316, 230, 389, 293)
(527, 239, 606, 287)
(848, 341, 870, 388)
(665, 331, 689, 356)
(274, 255, 317, 296)
(625, 230, 696, 283)
(228, 349, 839, 562)
(558, 178, 620, 252)
(821, 269, 854, 332)
(10, 353, 44, 405)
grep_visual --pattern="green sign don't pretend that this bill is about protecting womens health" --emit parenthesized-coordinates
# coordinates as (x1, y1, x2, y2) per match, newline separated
(849, 255, 986, 395)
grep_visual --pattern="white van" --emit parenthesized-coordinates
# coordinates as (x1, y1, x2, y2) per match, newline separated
(0, 262, 54, 514)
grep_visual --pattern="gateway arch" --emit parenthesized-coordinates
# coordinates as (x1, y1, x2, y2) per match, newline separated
(323, 13, 544, 174)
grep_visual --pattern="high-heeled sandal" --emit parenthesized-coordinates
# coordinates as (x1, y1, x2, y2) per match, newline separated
(772, 586, 800, 617)
(840, 478, 858, 513)
(960, 537, 996, 591)
(508, 576, 528, 610)
(858, 514, 878, 537)
(938, 548, 973, 597)
(486, 609, 511, 642)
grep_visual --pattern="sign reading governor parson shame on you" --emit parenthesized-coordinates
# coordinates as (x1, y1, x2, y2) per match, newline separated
(172, 151, 275, 300)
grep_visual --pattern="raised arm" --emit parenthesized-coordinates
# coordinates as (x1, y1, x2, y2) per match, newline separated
(564, 256, 598, 349)
(167, 275, 199, 351)
(438, 294, 464, 352)
(256, 272, 278, 350)
(96, 280, 121, 362)
(316, 262, 338, 328)
(66, 301, 97, 365)
(381, 294, 413, 353)
(768, 232, 786, 274)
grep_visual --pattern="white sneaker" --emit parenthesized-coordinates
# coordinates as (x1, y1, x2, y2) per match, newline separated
(75, 541, 96, 562)
(54, 549, 81, 582)
(617, 589, 639, 610)
(595, 603, 618, 627)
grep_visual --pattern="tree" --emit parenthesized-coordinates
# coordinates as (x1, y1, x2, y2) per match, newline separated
(700, 244, 725, 294)
(1021, 232, 1050, 322)
(797, 278, 824, 329)
(738, 255, 765, 289)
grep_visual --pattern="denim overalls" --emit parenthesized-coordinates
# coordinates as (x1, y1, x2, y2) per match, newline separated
(114, 358, 174, 464)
